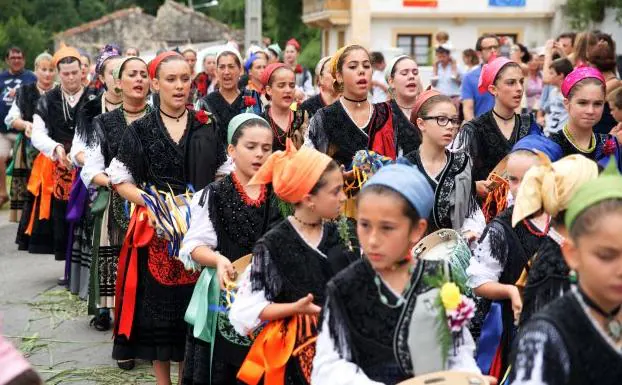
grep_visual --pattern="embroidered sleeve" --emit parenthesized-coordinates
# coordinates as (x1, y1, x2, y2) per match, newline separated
(178, 189, 218, 271)
(460, 207, 486, 241)
(228, 264, 271, 335)
(466, 223, 505, 288)
(81, 143, 105, 188)
(306, 111, 328, 152)
(106, 158, 135, 185)
(4, 101, 21, 129)
(31, 114, 60, 159)
(507, 320, 570, 385)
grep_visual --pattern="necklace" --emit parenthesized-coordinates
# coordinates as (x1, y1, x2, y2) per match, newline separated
(492, 109, 515, 121)
(269, 108, 293, 146)
(563, 125, 596, 153)
(160, 108, 187, 122)
(396, 103, 413, 112)
(36, 83, 52, 95)
(105, 97, 123, 106)
(343, 95, 368, 108)
(122, 104, 148, 117)
(578, 286, 622, 343)
(374, 263, 416, 309)
(522, 216, 550, 237)
(292, 215, 322, 228)
(62, 87, 81, 104)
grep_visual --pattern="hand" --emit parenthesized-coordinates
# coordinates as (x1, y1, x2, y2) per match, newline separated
(54, 145, 71, 169)
(24, 122, 33, 138)
(610, 122, 622, 144)
(484, 376, 499, 385)
(462, 231, 480, 245)
(508, 285, 523, 323)
(8, 88, 16, 98)
(294, 294, 321, 315)
(475, 180, 493, 198)
(545, 39, 555, 53)
(294, 89, 305, 104)
(216, 255, 236, 290)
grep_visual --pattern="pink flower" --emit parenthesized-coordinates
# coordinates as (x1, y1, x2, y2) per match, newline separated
(604, 137, 617, 156)
(446, 296, 475, 332)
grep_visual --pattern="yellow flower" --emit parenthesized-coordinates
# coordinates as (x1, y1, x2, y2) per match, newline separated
(440, 282, 461, 311)
(290, 102, 298, 112)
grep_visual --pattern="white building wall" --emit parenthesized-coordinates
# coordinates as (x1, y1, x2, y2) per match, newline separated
(369, 0, 557, 14)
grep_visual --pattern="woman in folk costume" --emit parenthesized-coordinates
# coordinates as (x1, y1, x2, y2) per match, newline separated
(312, 164, 482, 385)
(507, 158, 622, 385)
(404, 89, 484, 238)
(80, 56, 151, 347)
(243, 52, 267, 94)
(385, 55, 424, 157)
(10, 53, 54, 249)
(229, 139, 356, 385)
(510, 154, 599, 325)
(260, 63, 311, 151)
(549, 66, 622, 170)
(466, 135, 564, 380)
(30, 44, 97, 270)
(180, 114, 282, 385)
(5, 52, 54, 224)
(305, 45, 395, 164)
(109, 52, 225, 385)
(283, 38, 314, 98)
(67, 45, 123, 300)
(452, 56, 541, 200)
(300, 56, 339, 118)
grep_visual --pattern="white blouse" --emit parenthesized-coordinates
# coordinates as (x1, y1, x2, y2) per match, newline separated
(178, 189, 218, 272)
(81, 143, 105, 188)
(4, 102, 21, 129)
(31, 114, 61, 159)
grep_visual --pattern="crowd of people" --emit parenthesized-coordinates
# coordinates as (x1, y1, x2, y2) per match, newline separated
(1, 27, 622, 385)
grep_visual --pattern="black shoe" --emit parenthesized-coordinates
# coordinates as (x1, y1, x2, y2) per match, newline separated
(57, 277, 68, 286)
(89, 312, 111, 331)
(117, 359, 135, 370)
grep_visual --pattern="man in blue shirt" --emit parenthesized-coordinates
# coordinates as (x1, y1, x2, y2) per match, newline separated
(0, 47, 36, 206)
(461, 34, 500, 121)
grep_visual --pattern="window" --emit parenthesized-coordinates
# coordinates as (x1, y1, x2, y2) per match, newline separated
(397, 34, 432, 65)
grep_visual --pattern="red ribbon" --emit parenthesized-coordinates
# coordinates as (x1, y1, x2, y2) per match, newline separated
(114, 206, 155, 339)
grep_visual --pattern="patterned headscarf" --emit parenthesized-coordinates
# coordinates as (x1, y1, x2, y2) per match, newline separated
(95, 44, 121, 75)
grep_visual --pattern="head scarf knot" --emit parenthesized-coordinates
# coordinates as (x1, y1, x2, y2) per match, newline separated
(260, 62, 288, 87)
(511, 154, 599, 227)
(561, 66, 605, 98)
(249, 139, 333, 203)
(478, 56, 513, 94)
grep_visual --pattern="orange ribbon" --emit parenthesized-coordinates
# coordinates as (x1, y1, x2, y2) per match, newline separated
(114, 206, 154, 339)
(25, 154, 55, 235)
(237, 314, 318, 385)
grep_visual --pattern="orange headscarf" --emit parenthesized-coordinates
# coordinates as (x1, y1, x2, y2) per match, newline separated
(52, 43, 81, 68)
(249, 139, 333, 203)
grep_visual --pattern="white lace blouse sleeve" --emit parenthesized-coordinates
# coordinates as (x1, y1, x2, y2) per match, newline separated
(4, 101, 21, 129)
(178, 189, 218, 271)
(228, 264, 271, 336)
(80, 143, 106, 188)
(216, 156, 235, 177)
(466, 230, 504, 289)
(460, 207, 486, 240)
(311, 308, 384, 385)
(31, 114, 60, 159)
(106, 157, 135, 185)
(69, 134, 87, 167)
(447, 328, 481, 373)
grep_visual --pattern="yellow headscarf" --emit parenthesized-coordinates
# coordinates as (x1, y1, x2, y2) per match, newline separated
(330, 44, 362, 80)
(511, 154, 599, 227)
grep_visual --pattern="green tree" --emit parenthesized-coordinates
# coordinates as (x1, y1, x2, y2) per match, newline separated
(565, 0, 622, 29)
(0, 15, 48, 68)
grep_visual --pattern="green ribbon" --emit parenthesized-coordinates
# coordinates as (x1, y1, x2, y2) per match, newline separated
(6, 133, 23, 177)
(88, 187, 111, 315)
(184, 267, 221, 343)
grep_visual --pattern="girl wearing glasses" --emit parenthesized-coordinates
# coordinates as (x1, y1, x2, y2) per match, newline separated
(404, 90, 484, 239)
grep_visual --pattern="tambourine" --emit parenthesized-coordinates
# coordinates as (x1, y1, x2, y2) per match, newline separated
(397, 371, 490, 385)
(482, 155, 510, 223)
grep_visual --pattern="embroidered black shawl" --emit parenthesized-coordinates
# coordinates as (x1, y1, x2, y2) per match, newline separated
(15, 83, 41, 122)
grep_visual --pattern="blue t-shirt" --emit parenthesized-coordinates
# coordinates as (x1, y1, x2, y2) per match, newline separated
(460, 65, 494, 118)
(0, 69, 37, 133)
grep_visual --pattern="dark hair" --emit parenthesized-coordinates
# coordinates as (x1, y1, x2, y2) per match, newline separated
(574, 31, 598, 65)
(607, 87, 622, 109)
(569, 199, 622, 240)
(411, 94, 454, 124)
(216, 51, 242, 68)
(6, 369, 42, 385)
(567, 77, 605, 100)
(357, 184, 422, 225)
(435, 46, 450, 55)
(309, 160, 340, 195)
(118, 57, 146, 78)
(126, 47, 140, 56)
(57, 56, 80, 69)
(370, 51, 385, 66)
(230, 118, 272, 146)
(517, 43, 531, 64)
(155, 55, 187, 78)
(549, 58, 573, 78)
(476, 33, 500, 51)
(265, 66, 295, 101)
(182, 48, 197, 57)
(557, 32, 576, 46)
(588, 41, 617, 72)
(333, 45, 369, 93)
(462, 49, 479, 66)
(493, 62, 522, 86)
(596, 32, 615, 52)
(5, 46, 23, 59)
(389, 56, 413, 79)
(100, 55, 122, 75)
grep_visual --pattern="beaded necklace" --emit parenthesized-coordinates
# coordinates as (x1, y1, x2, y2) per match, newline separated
(563, 125, 596, 153)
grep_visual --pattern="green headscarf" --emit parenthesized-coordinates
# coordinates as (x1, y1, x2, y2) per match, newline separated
(112, 56, 146, 80)
(565, 157, 622, 229)
(227, 113, 269, 145)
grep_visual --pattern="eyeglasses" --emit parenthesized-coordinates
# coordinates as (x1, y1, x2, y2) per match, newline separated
(481, 45, 499, 52)
(421, 116, 460, 127)
(7, 56, 24, 61)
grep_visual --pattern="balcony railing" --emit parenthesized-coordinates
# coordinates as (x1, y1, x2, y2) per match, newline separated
(303, 0, 350, 16)
(302, 0, 350, 27)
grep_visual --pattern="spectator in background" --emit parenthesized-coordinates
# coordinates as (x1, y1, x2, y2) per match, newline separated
(556, 32, 576, 57)
(266, 43, 281, 64)
(538, 58, 573, 135)
(79, 52, 92, 87)
(194, 53, 217, 98)
(525, 52, 544, 114)
(571, 31, 598, 67)
(124, 47, 139, 57)
(589, 40, 622, 134)
(0, 47, 36, 208)
(462, 48, 480, 72)
(370, 51, 389, 103)
(283, 38, 314, 98)
(607, 87, 622, 143)
(182, 48, 198, 77)
(431, 44, 462, 109)
(461, 33, 499, 121)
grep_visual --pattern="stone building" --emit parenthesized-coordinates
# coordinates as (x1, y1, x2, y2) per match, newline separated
(55, 0, 243, 56)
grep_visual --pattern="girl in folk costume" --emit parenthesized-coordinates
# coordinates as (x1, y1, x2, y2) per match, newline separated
(452, 57, 540, 200)
(68, 45, 123, 300)
(197, 49, 262, 149)
(509, 154, 599, 325)
(385, 55, 424, 156)
(180, 114, 281, 385)
(6, 52, 54, 224)
(300, 56, 339, 118)
(109, 52, 225, 385)
(229, 140, 355, 385)
(30, 45, 97, 267)
(466, 135, 564, 380)
(284, 38, 314, 98)
(10, 53, 54, 250)
(507, 158, 622, 385)
(404, 90, 484, 238)
(80, 57, 151, 344)
(244, 53, 267, 94)
(549, 66, 622, 170)
(305, 45, 395, 164)
(312, 164, 481, 385)
(261, 63, 311, 151)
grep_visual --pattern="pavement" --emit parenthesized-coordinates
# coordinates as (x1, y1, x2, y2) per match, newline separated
(0, 211, 177, 384)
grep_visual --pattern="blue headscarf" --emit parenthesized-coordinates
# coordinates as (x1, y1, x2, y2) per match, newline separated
(511, 134, 564, 162)
(362, 163, 434, 219)
(244, 53, 259, 73)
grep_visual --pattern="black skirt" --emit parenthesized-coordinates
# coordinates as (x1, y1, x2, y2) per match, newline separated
(15, 192, 54, 255)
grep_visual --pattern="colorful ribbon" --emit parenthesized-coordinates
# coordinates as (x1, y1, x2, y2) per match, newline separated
(25, 154, 55, 235)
